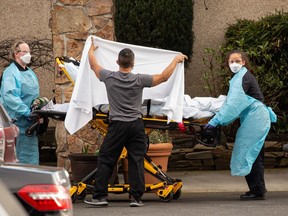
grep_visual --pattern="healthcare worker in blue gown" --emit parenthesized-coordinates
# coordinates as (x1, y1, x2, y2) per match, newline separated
(205, 50, 277, 200)
(0, 40, 40, 164)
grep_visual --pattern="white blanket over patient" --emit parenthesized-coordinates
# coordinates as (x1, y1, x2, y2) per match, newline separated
(65, 36, 185, 134)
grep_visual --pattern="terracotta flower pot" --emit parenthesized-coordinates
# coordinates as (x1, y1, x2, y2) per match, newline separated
(122, 142, 173, 184)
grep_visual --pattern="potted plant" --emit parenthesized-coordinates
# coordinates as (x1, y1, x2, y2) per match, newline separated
(122, 129, 173, 184)
(145, 129, 173, 184)
(68, 144, 99, 183)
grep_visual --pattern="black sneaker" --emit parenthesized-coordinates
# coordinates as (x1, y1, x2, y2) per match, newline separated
(240, 193, 265, 201)
(84, 197, 108, 207)
(130, 196, 144, 207)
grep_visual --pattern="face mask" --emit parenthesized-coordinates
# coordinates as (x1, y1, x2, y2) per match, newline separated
(20, 52, 31, 64)
(229, 63, 242, 73)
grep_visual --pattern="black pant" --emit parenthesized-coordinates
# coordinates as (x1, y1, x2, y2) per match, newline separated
(245, 146, 266, 195)
(93, 119, 147, 199)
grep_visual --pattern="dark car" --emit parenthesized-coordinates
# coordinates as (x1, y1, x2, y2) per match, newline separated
(0, 104, 73, 215)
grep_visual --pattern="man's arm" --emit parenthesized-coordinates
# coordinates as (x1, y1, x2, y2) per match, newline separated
(152, 54, 188, 86)
(88, 38, 103, 78)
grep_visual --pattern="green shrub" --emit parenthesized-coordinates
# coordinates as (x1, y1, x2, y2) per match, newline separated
(114, 0, 194, 59)
(203, 11, 288, 134)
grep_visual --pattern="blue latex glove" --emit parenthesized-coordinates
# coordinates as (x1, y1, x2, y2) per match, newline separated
(204, 124, 215, 130)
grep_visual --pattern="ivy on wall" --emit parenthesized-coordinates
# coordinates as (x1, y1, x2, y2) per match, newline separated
(114, 0, 194, 60)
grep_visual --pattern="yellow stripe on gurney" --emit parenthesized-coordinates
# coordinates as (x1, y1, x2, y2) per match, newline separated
(56, 57, 75, 85)
(93, 113, 207, 126)
(143, 117, 190, 125)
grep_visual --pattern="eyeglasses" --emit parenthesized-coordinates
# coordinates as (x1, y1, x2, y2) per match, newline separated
(17, 50, 31, 54)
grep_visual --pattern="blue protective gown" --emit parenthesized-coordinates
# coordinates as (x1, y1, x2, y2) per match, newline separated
(208, 67, 277, 176)
(0, 62, 40, 164)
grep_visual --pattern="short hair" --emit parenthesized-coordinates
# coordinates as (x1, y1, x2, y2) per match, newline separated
(118, 48, 134, 68)
(10, 40, 26, 60)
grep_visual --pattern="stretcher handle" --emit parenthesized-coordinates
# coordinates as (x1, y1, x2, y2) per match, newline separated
(26, 122, 39, 137)
(31, 110, 66, 121)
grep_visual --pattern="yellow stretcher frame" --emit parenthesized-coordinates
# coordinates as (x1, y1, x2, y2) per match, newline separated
(52, 57, 220, 202)
(31, 109, 188, 202)
(56, 57, 76, 85)
(68, 112, 218, 203)
(31, 103, 219, 203)
(70, 113, 185, 203)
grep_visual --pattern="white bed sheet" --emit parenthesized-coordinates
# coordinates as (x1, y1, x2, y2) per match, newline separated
(42, 95, 226, 120)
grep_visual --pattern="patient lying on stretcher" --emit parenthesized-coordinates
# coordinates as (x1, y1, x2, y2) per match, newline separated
(55, 56, 226, 121)
(40, 94, 226, 120)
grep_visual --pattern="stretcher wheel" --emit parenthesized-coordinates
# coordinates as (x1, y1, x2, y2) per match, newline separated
(173, 189, 182, 200)
(71, 193, 78, 203)
(77, 188, 87, 200)
(159, 192, 173, 202)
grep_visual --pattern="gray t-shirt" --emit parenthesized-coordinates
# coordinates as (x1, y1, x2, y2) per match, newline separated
(99, 69, 153, 121)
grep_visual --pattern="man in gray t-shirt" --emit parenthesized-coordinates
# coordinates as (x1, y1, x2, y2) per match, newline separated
(84, 37, 187, 207)
(99, 68, 152, 121)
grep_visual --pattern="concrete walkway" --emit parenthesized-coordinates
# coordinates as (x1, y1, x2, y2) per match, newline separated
(167, 168, 288, 193)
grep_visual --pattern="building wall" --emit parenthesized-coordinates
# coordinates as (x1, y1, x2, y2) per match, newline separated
(188, 0, 288, 97)
(0, 0, 54, 99)
(0, 0, 51, 40)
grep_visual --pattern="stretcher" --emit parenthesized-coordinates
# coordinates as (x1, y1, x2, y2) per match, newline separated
(26, 57, 222, 202)
(28, 108, 221, 203)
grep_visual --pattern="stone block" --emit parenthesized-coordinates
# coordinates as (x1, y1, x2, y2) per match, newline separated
(169, 153, 186, 161)
(86, 0, 113, 16)
(279, 158, 288, 167)
(214, 158, 230, 170)
(265, 152, 285, 158)
(51, 6, 91, 35)
(58, 0, 89, 6)
(185, 151, 213, 160)
(172, 148, 194, 154)
(203, 158, 214, 167)
(264, 158, 277, 168)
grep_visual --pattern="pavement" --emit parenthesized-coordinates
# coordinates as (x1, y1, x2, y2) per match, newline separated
(166, 168, 288, 193)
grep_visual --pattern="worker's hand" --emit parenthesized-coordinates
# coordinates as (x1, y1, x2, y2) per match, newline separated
(203, 123, 215, 130)
(30, 97, 49, 110)
(89, 37, 98, 53)
(174, 53, 188, 63)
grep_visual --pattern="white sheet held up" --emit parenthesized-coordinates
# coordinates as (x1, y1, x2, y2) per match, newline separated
(65, 36, 185, 134)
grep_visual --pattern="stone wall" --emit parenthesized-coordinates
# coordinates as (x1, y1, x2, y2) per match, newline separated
(50, 0, 114, 170)
(168, 130, 288, 171)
